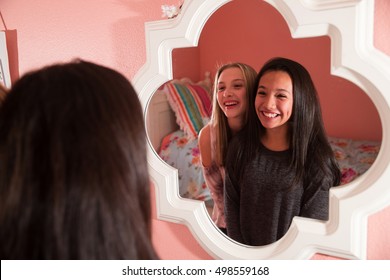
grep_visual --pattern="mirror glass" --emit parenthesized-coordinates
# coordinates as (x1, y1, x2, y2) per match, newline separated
(145, 0, 382, 242)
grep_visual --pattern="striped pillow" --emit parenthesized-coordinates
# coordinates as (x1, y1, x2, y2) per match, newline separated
(164, 81, 211, 139)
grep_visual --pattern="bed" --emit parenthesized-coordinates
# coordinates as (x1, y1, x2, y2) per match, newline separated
(146, 74, 213, 203)
(328, 137, 380, 184)
(146, 75, 381, 205)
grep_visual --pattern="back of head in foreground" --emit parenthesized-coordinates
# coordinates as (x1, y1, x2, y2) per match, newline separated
(0, 60, 158, 259)
(0, 83, 8, 103)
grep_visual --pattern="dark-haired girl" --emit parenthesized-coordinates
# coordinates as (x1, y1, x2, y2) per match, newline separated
(225, 57, 341, 246)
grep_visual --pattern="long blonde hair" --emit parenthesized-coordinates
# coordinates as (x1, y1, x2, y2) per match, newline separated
(210, 62, 257, 166)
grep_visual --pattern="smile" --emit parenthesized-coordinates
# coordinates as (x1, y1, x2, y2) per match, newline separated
(224, 101, 238, 107)
(262, 111, 279, 118)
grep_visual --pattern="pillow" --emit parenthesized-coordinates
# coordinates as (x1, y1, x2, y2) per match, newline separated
(164, 80, 211, 139)
(188, 83, 212, 117)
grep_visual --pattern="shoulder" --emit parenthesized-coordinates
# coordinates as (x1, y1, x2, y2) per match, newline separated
(198, 124, 211, 144)
(198, 124, 212, 166)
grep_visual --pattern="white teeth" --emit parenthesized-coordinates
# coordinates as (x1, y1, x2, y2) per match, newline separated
(263, 112, 278, 118)
(225, 102, 238, 106)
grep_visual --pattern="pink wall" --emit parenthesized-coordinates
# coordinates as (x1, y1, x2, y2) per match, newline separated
(2, 0, 390, 259)
(173, 0, 381, 141)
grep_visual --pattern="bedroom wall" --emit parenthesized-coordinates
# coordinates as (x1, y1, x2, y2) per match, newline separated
(1, 0, 390, 259)
(173, 0, 382, 142)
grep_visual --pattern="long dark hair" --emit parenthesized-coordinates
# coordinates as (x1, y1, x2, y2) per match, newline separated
(0, 60, 158, 259)
(229, 57, 340, 190)
(0, 83, 7, 103)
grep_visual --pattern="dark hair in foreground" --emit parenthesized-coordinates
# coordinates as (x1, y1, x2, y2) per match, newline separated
(0, 60, 158, 259)
(228, 57, 341, 190)
(0, 83, 8, 103)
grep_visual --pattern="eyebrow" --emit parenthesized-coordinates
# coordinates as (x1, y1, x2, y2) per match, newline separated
(218, 78, 245, 84)
(258, 85, 291, 94)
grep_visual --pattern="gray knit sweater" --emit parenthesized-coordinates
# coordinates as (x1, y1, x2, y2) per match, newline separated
(225, 141, 329, 246)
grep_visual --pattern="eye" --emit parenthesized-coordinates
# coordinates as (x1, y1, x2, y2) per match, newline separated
(218, 86, 225, 92)
(277, 94, 287, 98)
(233, 83, 244, 89)
(257, 90, 266, 96)
(276, 92, 289, 99)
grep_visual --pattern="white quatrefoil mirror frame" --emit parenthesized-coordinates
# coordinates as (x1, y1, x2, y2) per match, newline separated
(133, 0, 390, 259)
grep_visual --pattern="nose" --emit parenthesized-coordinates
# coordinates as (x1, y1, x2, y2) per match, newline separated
(264, 96, 275, 109)
(223, 88, 233, 97)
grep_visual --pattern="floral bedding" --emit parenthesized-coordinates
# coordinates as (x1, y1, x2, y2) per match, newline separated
(159, 131, 381, 201)
(328, 137, 380, 185)
(159, 129, 211, 201)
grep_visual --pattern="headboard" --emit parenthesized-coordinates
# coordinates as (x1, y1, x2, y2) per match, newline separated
(146, 72, 212, 152)
(146, 91, 178, 152)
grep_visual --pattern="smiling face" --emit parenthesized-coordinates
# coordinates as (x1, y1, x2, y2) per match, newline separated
(255, 70, 293, 136)
(217, 67, 247, 128)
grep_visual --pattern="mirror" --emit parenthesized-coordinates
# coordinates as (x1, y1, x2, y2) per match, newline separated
(133, 0, 390, 259)
(145, 0, 382, 218)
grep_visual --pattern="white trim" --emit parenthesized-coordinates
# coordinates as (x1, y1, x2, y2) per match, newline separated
(0, 31, 11, 88)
